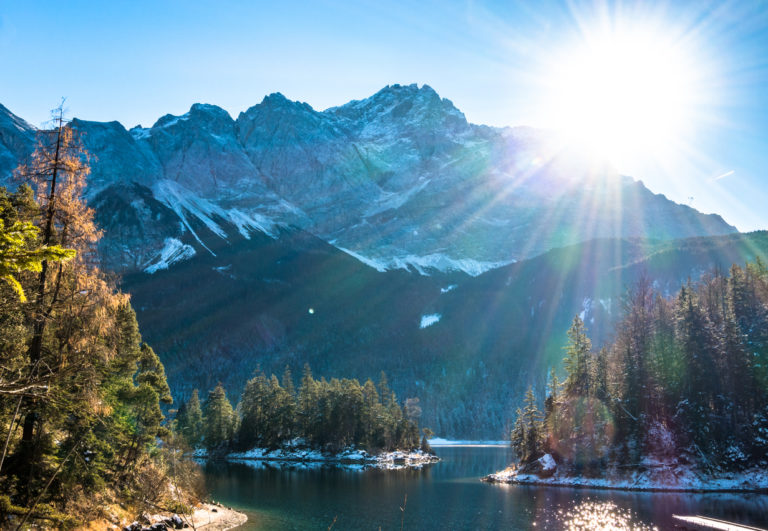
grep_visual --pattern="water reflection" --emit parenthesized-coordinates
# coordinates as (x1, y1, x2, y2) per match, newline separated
(202, 446, 768, 530)
(559, 501, 657, 530)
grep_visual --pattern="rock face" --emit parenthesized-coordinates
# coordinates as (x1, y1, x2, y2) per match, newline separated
(0, 85, 736, 276)
(0, 103, 35, 178)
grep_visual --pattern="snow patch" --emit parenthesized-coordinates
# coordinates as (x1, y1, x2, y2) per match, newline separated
(130, 127, 151, 140)
(440, 284, 457, 293)
(226, 208, 280, 239)
(420, 313, 441, 329)
(539, 453, 556, 471)
(153, 180, 281, 256)
(144, 238, 196, 273)
(153, 113, 190, 130)
(336, 246, 388, 272)
(579, 297, 592, 321)
(335, 247, 513, 276)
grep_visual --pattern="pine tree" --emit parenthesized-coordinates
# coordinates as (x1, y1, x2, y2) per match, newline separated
(522, 387, 543, 461)
(297, 364, 318, 441)
(510, 387, 543, 462)
(238, 372, 270, 448)
(676, 283, 719, 411)
(176, 390, 204, 448)
(203, 384, 235, 451)
(0, 187, 74, 302)
(510, 407, 526, 459)
(360, 379, 381, 448)
(563, 316, 592, 396)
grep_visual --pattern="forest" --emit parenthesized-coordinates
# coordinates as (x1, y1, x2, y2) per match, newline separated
(511, 262, 768, 475)
(0, 115, 187, 528)
(175, 367, 429, 454)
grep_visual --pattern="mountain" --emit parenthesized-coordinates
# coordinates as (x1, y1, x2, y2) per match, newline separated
(1, 85, 736, 276)
(0, 103, 35, 178)
(0, 86, 749, 436)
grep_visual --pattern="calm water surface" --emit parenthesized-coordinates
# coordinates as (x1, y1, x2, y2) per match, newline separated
(202, 446, 768, 530)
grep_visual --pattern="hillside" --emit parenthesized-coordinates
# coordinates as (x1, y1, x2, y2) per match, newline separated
(123, 227, 768, 437)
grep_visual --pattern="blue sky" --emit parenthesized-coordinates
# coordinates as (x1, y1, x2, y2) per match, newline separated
(1, 0, 767, 231)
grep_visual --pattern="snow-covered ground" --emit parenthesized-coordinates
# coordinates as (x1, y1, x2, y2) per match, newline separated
(484, 453, 768, 492)
(194, 443, 439, 470)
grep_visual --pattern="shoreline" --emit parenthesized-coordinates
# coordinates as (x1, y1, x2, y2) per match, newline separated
(196, 447, 439, 470)
(483, 466, 768, 494)
(121, 503, 247, 531)
(186, 503, 248, 530)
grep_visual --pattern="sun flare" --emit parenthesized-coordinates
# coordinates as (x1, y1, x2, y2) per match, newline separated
(544, 25, 700, 168)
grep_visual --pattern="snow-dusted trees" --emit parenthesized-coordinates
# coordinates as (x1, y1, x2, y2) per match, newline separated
(514, 260, 768, 471)
(180, 367, 424, 453)
(563, 316, 592, 396)
(510, 387, 543, 462)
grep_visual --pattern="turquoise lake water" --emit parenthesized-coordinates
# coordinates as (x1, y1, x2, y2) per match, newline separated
(202, 446, 768, 530)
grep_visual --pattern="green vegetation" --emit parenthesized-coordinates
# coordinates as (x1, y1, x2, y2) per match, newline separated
(0, 115, 188, 528)
(176, 367, 424, 453)
(511, 262, 768, 473)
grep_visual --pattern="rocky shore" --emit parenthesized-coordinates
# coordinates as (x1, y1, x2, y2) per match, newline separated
(119, 503, 247, 531)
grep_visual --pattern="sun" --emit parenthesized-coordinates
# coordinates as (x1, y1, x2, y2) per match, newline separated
(543, 24, 700, 169)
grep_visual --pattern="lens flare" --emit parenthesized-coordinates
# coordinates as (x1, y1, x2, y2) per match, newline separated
(540, 18, 706, 173)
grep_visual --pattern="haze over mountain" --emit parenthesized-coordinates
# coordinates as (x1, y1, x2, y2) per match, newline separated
(0, 85, 755, 437)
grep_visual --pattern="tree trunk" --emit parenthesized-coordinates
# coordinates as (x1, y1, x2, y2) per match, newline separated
(20, 110, 64, 461)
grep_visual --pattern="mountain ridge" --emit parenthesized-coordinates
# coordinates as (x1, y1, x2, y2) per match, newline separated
(0, 85, 736, 276)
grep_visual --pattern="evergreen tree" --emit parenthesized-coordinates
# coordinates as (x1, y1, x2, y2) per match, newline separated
(176, 390, 204, 448)
(563, 316, 592, 396)
(0, 187, 74, 302)
(511, 387, 543, 462)
(515, 263, 768, 475)
(203, 384, 235, 451)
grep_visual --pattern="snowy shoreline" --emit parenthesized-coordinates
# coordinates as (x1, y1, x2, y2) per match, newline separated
(483, 460, 768, 493)
(195, 446, 439, 470)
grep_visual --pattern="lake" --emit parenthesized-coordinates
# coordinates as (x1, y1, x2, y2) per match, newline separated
(201, 446, 768, 529)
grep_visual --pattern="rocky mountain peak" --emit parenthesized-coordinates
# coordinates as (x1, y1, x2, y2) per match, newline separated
(0, 104, 36, 178)
(189, 103, 232, 121)
(330, 83, 468, 138)
(0, 87, 740, 278)
(0, 103, 35, 134)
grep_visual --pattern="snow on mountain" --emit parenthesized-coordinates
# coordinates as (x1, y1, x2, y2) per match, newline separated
(0, 86, 739, 276)
(336, 247, 514, 276)
(144, 237, 197, 273)
(420, 313, 441, 329)
(153, 179, 282, 254)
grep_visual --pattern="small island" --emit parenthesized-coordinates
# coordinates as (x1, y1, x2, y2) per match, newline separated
(485, 264, 768, 492)
(176, 367, 438, 470)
